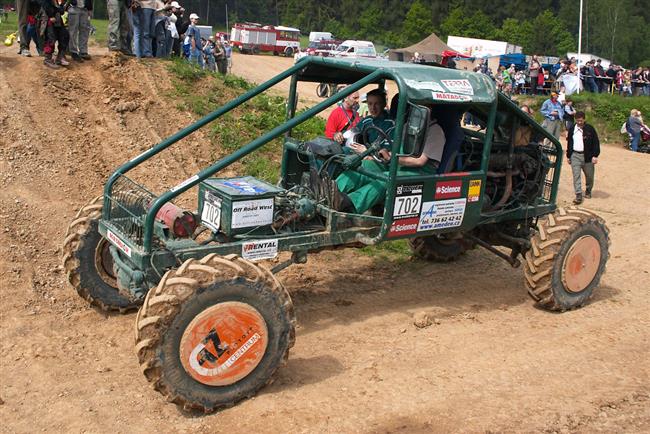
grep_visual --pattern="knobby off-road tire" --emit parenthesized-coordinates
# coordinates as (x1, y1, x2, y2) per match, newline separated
(62, 196, 140, 312)
(409, 234, 475, 262)
(524, 206, 610, 311)
(134, 254, 296, 413)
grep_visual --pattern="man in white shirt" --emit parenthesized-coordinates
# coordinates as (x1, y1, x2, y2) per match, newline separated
(566, 111, 600, 204)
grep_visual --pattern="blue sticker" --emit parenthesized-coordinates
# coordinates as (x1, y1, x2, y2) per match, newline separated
(223, 180, 267, 195)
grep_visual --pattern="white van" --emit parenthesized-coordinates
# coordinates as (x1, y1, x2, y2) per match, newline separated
(333, 40, 377, 58)
(309, 31, 333, 42)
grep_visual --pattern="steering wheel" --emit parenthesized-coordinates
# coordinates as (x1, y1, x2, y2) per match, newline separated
(361, 125, 393, 165)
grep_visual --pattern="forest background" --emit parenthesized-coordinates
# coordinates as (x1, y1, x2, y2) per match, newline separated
(3, 0, 649, 67)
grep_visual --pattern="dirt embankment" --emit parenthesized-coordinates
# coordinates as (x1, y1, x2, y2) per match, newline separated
(0, 47, 649, 433)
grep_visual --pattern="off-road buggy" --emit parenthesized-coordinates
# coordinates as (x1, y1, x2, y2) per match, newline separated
(63, 57, 610, 412)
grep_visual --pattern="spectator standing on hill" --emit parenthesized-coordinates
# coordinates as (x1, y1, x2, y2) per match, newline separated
(627, 109, 645, 152)
(39, 0, 71, 68)
(107, 0, 133, 55)
(68, 0, 93, 62)
(224, 40, 232, 72)
(566, 111, 600, 205)
(215, 38, 227, 74)
(528, 55, 541, 95)
(540, 92, 564, 141)
(563, 98, 576, 131)
(25, 2, 44, 56)
(325, 90, 360, 144)
(132, 0, 156, 58)
(594, 59, 606, 93)
(185, 13, 202, 66)
(16, 0, 31, 56)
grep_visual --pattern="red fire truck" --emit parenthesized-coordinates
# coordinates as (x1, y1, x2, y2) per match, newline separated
(230, 22, 301, 56)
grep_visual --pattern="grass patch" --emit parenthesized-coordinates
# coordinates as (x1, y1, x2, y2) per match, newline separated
(360, 239, 412, 263)
(90, 18, 108, 46)
(514, 93, 650, 143)
(165, 58, 325, 182)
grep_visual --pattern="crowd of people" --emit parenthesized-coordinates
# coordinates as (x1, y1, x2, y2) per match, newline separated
(468, 54, 650, 97)
(14, 0, 232, 72)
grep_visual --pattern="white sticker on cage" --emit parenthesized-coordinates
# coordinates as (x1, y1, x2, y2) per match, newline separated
(242, 239, 278, 261)
(231, 199, 274, 229)
(417, 199, 467, 232)
(441, 79, 474, 95)
(107, 230, 132, 257)
(201, 192, 222, 232)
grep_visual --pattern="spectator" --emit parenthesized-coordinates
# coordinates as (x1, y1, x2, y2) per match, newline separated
(25, 2, 44, 56)
(410, 51, 424, 63)
(168, 1, 184, 56)
(325, 89, 360, 143)
(185, 13, 202, 66)
(584, 60, 598, 93)
(514, 105, 534, 146)
(152, 0, 172, 57)
(528, 54, 541, 95)
(68, 0, 93, 62)
(563, 98, 576, 131)
(627, 109, 646, 152)
(215, 38, 227, 74)
(224, 40, 232, 72)
(202, 36, 215, 71)
(566, 111, 600, 204)
(594, 59, 606, 93)
(107, 0, 133, 55)
(132, 0, 156, 58)
(514, 69, 526, 94)
(540, 92, 564, 141)
(16, 0, 30, 56)
(39, 0, 71, 68)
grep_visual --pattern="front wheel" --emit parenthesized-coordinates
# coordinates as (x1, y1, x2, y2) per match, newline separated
(524, 207, 610, 311)
(284, 47, 294, 57)
(135, 254, 296, 412)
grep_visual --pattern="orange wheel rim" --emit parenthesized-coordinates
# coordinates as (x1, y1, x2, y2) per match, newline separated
(179, 302, 268, 386)
(562, 235, 601, 293)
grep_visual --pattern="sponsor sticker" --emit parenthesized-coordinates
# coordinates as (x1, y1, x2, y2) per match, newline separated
(468, 179, 481, 203)
(388, 217, 419, 238)
(223, 180, 267, 195)
(418, 199, 467, 231)
(170, 174, 199, 193)
(434, 180, 462, 200)
(107, 229, 132, 257)
(231, 198, 274, 229)
(404, 79, 446, 92)
(441, 79, 474, 95)
(241, 239, 278, 261)
(394, 184, 423, 219)
(201, 191, 222, 232)
(432, 92, 472, 102)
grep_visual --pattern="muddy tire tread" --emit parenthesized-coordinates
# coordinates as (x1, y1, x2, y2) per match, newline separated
(134, 255, 296, 413)
(524, 206, 610, 311)
(62, 196, 139, 313)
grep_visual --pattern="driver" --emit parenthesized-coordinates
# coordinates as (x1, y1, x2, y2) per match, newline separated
(333, 111, 445, 214)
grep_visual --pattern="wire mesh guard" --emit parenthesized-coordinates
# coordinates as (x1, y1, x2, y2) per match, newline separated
(106, 175, 157, 246)
(539, 141, 559, 203)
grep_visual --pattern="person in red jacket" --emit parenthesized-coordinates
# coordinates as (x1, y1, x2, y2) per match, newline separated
(325, 90, 360, 143)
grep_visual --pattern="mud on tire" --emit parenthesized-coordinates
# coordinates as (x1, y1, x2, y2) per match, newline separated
(524, 206, 610, 311)
(409, 234, 475, 262)
(62, 196, 140, 312)
(134, 254, 296, 413)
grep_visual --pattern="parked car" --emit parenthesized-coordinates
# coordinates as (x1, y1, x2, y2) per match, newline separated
(333, 40, 377, 59)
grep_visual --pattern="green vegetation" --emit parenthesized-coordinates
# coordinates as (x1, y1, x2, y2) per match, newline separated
(166, 58, 324, 184)
(1, 11, 17, 41)
(360, 239, 413, 263)
(90, 18, 108, 46)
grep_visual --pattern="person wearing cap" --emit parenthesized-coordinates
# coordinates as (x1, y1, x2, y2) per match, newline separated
(185, 13, 203, 67)
(357, 93, 369, 118)
(540, 92, 564, 142)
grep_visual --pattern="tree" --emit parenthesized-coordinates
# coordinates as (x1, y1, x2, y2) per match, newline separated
(527, 10, 575, 56)
(439, 7, 496, 40)
(402, 0, 435, 46)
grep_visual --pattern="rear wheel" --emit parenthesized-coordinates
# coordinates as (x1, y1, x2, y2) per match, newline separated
(409, 233, 474, 262)
(524, 207, 610, 311)
(62, 196, 140, 312)
(135, 254, 296, 412)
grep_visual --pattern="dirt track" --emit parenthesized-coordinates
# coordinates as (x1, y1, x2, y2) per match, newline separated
(1, 48, 649, 433)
